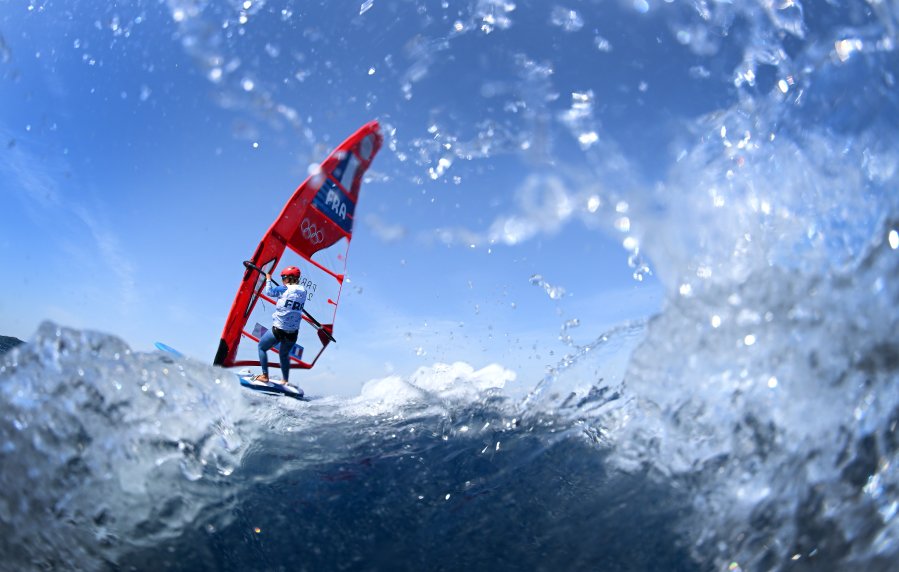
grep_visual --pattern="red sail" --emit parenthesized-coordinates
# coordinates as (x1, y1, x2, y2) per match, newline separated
(214, 121, 382, 371)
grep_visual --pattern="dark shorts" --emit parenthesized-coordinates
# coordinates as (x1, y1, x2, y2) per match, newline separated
(272, 327, 298, 345)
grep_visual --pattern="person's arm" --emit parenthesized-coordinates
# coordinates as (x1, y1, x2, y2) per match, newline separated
(263, 274, 285, 297)
(262, 273, 271, 293)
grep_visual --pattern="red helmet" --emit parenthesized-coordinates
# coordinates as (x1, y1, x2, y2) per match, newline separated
(280, 266, 301, 278)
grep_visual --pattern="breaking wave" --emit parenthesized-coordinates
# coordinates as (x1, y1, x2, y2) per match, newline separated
(3, 217, 899, 570)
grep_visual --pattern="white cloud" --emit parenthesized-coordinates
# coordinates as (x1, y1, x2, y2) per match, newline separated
(412, 163, 639, 253)
(363, 213, 407, 243)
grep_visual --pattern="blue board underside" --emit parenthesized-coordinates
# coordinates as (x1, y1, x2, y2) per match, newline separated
(238, 374, 307, 400)
(155, 341, 307, 400)
(154, 342, 182, 357)
(313, 177, 354, 233)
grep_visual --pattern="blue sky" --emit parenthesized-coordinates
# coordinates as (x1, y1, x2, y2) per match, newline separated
(0, 0, 756, 394)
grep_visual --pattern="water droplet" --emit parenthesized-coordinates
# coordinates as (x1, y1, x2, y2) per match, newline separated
(594, 35, 612, 52)
(550, 7, 583, 32)
(578, 131, 598, 147)
(834, 38, 863, 62)
(529, 274, 566, 300)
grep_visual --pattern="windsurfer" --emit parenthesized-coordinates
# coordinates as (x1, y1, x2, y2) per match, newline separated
(255, 266, 307, 385)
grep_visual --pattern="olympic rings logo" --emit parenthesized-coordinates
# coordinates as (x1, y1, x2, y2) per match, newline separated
(301, 218, 324, 245)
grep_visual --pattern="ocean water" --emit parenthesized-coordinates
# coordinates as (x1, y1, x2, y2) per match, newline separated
(3, 1, 899, 571)
(2, 230, 898, 571)
(1, 323, 690, 572)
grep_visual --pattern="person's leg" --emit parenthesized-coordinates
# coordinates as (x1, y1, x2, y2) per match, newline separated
(257, 329, 278, 379)
(278, 333, 297, 382)
(278, 348, 291, 382)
